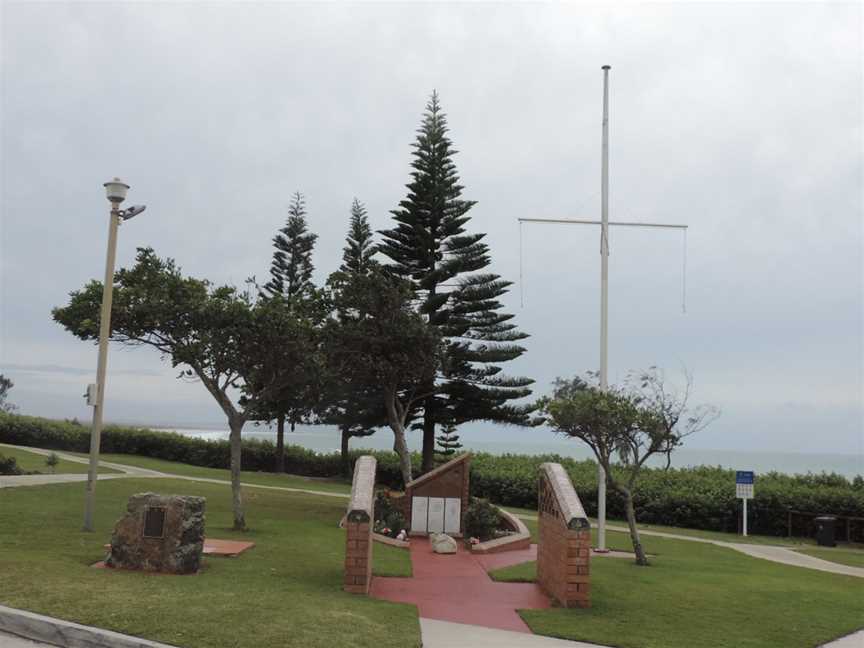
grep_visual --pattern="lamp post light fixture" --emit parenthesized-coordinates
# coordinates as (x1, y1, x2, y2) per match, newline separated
(83, 178, 146, 532)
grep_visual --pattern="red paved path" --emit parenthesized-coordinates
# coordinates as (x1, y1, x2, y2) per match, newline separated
(370, 538, 550, 633)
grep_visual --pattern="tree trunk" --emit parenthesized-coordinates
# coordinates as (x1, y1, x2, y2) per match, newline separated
(340, 427, 350, 476)
(228, 416, 247, 531)
(421, 399, 436, 473)
(385, 391, 413, 485)
(276, 414, 285, 473)
(392, 423, 413, 486)
(620, 485, 648, 566)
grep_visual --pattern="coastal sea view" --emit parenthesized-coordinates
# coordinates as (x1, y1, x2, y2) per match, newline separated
(151, 423, 864, 478)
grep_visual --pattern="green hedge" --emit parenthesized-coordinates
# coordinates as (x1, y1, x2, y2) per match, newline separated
(2, 412, 862, 539)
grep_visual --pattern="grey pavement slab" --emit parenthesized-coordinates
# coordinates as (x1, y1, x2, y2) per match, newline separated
(419, 618, 610, 648)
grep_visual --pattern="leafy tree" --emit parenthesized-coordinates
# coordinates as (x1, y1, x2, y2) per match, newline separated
(257, 191, 320, 468)
(53, 247, 296, 530)
(435, 421, 462, 462)
(324, 268, 440, 485)
(323, 386, 381, 476)
(379, 92, 537, 473)
(243, 291, 326, 473)
(541, 368, 719, 565)
(0, 374, 16, 413)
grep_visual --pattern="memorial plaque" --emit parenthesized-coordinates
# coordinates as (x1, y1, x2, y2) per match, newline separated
(443, 497, 461, 534)
(403, 454, 470, 536)
(410, 496, 428, 533)
(427, 497, 445, 533)
(142, 506, 166, 538)
(107, 493, 205, 574)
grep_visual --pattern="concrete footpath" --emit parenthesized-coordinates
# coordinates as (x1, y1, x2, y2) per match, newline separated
(419, 618, 607, 648)
(419, 621, 864, 648)
(611, 524, 864, 578)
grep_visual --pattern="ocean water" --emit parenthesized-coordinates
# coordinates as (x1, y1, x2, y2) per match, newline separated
(153, 423, 864, 479)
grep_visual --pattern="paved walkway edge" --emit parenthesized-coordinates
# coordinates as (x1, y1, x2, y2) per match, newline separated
(0, 604, 179, 648)
(419, 618, 611, 648)
(819, 629, 864, 647)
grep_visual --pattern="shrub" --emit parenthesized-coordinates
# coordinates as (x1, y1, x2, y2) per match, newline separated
(464, 497, 502, 541)
(373, 490, 406, 538)
(44, 452, 60, 474)
(0, 453, 22, 476)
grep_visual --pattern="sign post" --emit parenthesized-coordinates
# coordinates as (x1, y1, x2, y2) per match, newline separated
(736, 471, 755, 536)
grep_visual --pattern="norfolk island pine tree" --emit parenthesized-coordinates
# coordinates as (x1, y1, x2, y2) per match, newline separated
(257, 191, 320, 472)
(320, 198, 382, 473)
(379, 92, 540, 472)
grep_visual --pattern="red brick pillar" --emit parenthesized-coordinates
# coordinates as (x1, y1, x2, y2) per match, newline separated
(344, 456, 376, 594)
(537, 462, 591, 608)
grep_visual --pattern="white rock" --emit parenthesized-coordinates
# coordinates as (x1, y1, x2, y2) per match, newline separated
(430, 532, 457, 554)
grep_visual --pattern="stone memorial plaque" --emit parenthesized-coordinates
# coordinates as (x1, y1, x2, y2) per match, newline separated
(411, 496, 428, 533)
(143, 506, 166, 538)
(427, 497, 445, 533)
(107, 493, 205, 574)
(444, 497, 461, 534)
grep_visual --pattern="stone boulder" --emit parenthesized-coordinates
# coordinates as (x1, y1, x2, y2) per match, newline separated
(106, 492, 205, 574)
(430, 532, 457, 554)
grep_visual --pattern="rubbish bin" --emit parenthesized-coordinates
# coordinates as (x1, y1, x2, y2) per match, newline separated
(814, 516, 837, 547)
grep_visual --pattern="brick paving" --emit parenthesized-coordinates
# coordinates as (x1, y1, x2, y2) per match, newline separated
(371, 537, 550, 633)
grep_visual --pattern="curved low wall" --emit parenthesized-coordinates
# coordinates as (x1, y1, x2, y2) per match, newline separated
(470, 507, 532, 554)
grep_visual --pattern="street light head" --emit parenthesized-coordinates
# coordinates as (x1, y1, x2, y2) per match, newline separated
(121, 204, 147, 220)
(103, 177, 130, 204)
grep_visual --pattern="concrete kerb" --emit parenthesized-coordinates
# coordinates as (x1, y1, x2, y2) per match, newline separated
(0, 604, 180, 648)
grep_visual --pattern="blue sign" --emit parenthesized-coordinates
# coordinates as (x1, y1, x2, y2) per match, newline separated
(736, 471, 754, 485)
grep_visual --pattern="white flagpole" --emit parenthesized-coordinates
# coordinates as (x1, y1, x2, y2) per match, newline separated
(597, 64, 611, 553)
(519, 66, 688, 551)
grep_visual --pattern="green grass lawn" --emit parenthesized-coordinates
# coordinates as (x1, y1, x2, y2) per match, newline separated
(519, 515, 637, 552)
(69, 451, 354, 495)
(795, 547, 864, 569)
(504, 505, 814, 547)
(491, 532, 863, 648)
(0, 478, 416, 648)
(0, 445, 120, 475)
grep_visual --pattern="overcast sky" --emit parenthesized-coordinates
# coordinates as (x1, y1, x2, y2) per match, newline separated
(1, 2, 861, 458)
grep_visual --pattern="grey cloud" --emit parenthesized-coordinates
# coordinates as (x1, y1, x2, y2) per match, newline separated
(1, 2, 860, 455)
(2, 363, 162, 377)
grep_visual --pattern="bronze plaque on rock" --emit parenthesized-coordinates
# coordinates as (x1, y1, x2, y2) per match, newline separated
(142, 506, 166, 538)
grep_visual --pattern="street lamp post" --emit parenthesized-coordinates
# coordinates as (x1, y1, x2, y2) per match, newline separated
(83, 178, 145, 532)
